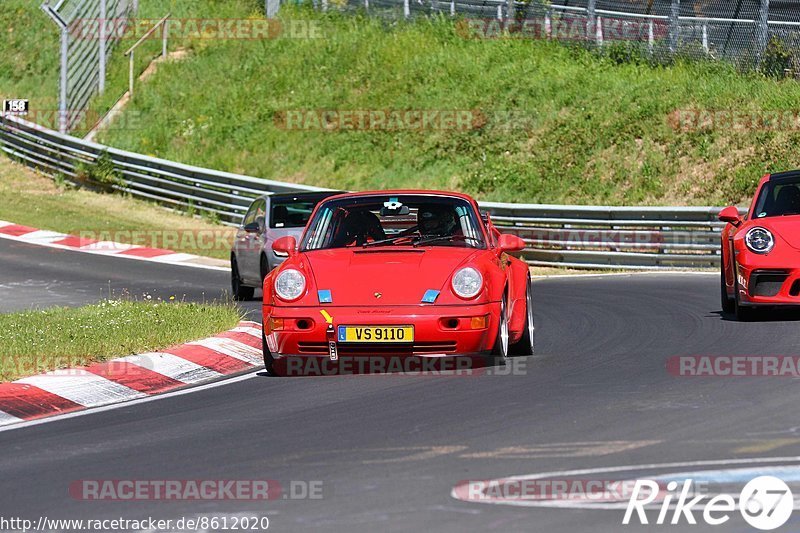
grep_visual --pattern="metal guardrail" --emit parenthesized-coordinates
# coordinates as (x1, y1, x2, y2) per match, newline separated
(0, 113, 743, 270)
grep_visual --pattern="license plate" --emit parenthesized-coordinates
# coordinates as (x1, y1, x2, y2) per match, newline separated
(337, 325, 414, 343)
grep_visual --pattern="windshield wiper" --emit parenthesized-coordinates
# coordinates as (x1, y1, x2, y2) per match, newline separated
(361, 234, 414, 248)
(412, 235, 483, 247)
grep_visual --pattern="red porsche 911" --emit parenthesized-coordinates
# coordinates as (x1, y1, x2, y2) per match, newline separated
(261, 190, 534, 375)
(720, 170, 800, 320)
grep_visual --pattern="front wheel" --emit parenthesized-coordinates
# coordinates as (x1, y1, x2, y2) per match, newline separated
(720, 259, 735, 314)
(231, 256, 255, 301)
(510, 275, 535, 356)
(491, 295, 510, 364)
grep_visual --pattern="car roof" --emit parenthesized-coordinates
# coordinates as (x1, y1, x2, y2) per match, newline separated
(767, 170, 800, 183)
(318, 190, 478, 203)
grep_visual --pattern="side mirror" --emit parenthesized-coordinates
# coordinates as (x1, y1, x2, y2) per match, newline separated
(243, 222, 261, 233)
(718, 206, 742, 227)
(272, 235, 297, 256)
(497, 233, 526, 253)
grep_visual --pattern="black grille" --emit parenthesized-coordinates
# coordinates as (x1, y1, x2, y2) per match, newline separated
(751, 271, 788, 297)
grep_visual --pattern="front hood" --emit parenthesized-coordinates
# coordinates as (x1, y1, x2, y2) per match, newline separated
(746, 216, 800, 250)
(304, 247, 482, 305)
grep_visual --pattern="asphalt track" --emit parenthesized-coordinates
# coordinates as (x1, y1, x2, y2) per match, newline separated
(3, 238, 800, 532)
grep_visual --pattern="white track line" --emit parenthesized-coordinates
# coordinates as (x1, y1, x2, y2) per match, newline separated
(533, 270, 717, 281)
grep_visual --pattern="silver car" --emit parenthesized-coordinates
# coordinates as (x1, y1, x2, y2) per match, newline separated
(231, 191, 341, 300)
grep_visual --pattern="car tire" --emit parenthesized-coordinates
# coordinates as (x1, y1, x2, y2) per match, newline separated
(491, 293, 510, 364)
(262, 325, 277, 376)
(733, 260, 754, 321)
(509, 275, 535, 356)
(231, 256, 255, 301)
(260, 254, 269, 289)
(720, 259, 735, 314)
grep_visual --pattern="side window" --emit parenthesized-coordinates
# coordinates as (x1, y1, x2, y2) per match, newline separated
(242, 198, 265, 227)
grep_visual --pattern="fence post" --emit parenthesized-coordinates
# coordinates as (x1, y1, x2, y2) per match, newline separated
(596, 16, 603, 46)
(587, 0, 596, 43)
(404, 0, 410, 18)
(702, 22, 708, 54)
(757, 0, 770, 61)
(59, 28, 68, 133)
(668, 0, 679, 53)
(162, 19, 168, 57)
(648, 19, 654, 53)
(545, 8, 552, 38)
(506, 0, 514, 21)
(450, 0, 455, 16)
(99, 0, 107, 94)
(128, 50, 135, 99)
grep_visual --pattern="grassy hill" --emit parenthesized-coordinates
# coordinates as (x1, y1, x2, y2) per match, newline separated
(5, 2, 800, 206)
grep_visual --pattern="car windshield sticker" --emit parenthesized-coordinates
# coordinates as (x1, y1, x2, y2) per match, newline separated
(384, 198, 403, 211)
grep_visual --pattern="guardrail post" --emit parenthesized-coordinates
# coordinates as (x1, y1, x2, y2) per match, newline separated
(99, 0, 107, 94)
(668, 0, 679, 53)
(757, 0, 770, 62)
(587, 0, 596, 43)
(496, 4, 502, 20)
(450, 0, 455, 16)
(648, 19, 654, 53)
(506, 0, 514, 21)
(404, 0, 410, 18)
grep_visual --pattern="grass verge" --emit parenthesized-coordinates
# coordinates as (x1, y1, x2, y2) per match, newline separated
(0, 300, 242, 382)
(0, 156, 233, 260)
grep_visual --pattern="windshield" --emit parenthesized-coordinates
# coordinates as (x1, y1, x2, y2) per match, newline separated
(270, 199, 319, 229)
(753, 178, 800, 218)
(301, 195, 486, 251)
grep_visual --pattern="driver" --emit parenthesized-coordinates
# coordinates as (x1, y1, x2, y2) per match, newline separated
(417, 205, 458, 237)
(331, 209, 386, 247)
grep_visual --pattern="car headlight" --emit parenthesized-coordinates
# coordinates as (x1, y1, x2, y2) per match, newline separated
(745, 227, 774, 254)
(452, 267, 483, 299)
(274, 269, 306, 301)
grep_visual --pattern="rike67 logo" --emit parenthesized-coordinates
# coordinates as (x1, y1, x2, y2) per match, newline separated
(623, 476, 793, 530)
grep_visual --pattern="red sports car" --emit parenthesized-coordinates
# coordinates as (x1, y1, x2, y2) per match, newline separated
(720, 170, 800, 320)
(261, 190, 535, 375)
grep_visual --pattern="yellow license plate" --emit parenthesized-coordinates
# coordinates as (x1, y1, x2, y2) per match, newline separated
(337, 325, 414, 343)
